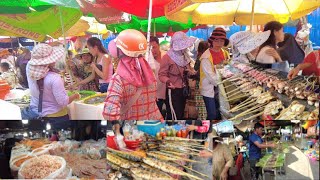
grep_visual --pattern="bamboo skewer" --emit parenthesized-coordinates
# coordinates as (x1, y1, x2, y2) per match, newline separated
(243, 112, 264, 121)
(227, 94, 250, 102)
(230, 102, 258, 113)
(172, 162, 210, 178)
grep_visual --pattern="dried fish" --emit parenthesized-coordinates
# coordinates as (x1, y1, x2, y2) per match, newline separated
(107, 161, 132, 177)
(106, 153, 139, 169)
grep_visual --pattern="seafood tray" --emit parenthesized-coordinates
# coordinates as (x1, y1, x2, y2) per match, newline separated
(82, 93, 107, 105)
(67, 90, 96, 100)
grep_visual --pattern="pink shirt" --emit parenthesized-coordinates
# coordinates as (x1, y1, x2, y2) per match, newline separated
(98, 55, 113, 84)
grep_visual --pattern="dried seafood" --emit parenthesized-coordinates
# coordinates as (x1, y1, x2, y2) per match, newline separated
(19, 155, 63, 179)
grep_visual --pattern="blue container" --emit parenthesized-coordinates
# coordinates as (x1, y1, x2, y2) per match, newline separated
(137, 120, 165, 137)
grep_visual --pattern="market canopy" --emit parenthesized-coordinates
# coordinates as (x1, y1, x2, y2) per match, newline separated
(0, 0, 53, 14)
(107, 15, 196, 34)
(102, 0, 172, 18)
(0, 6, 82, 41)
(165, 0, 320, 25)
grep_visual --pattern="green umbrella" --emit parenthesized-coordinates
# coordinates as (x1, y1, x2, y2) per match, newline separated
(0, 0, 53, 14)
(0, 6, 82, 41)
(107, 15, 195, 34)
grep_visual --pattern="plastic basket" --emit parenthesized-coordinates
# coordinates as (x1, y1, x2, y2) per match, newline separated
(107, 135, 118, 150)
(124, 139, 142, 150)
(137, 120, 165, 137)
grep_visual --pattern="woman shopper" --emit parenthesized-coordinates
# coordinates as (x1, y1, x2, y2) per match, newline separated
(199, 27, 230, 121)
(193, 41, 209, 120)
(70, 48, 99, 91)
(255, 21, 286, 71)
(158, 31, 196, 120)
(21, 43, 80, 123)
(87, 37, 113, 92)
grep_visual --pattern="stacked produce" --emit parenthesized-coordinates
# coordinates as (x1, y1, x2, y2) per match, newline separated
(256, 153, 286, 168)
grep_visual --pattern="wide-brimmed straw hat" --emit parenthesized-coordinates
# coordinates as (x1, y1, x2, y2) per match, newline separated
(0, 49, 10, 57)
(208, 129, 223, 141)
(75, 48, 92, 59)
(238, 30, 271, 54)
(171, 31, 196, 51)
(230, 31, 255, 48)
(29, 43, 65, 66)
(208, 27, 229, 47)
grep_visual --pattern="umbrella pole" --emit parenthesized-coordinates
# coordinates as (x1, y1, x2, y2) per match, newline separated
(58, 6, 67, 50)
(250, 0, 255, 31)
(145, 0, 153, 62)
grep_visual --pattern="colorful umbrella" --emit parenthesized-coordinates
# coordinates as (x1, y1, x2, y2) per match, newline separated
(107, 16, 196, 34)
(0, 0, 53, 14)
(0, 6, 82, 41)
(103, 0, 172, 18)
(165, 0, 320, 25)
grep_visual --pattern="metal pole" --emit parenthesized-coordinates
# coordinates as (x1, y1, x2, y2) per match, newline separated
(145, 0, 153, 62)
(250, 0, 255, 31)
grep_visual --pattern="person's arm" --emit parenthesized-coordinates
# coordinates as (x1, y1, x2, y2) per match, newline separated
(201, 58, 219, 86)
(253, 141, 275, 149)
(158, 55, 170, 84)
(265, 48, 282, 62)
(52, 75, 79, 106)
(103, 75, 123, 120)
(187, 120, 210, 133)
(93, 55, 111, 80)
(221, 145, 234, 180)
(287, 62, 313, 80)
(75, 70, 96, 86)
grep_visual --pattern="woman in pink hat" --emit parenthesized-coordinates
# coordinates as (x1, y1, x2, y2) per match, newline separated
(199, 27, 230, 121)
(21, 43, 80, 123)
(158, 31, 197, 120)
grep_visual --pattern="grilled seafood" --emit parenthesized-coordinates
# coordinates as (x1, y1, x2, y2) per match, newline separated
(106, 153, 140, 169)
(107, 147, 143, 162)
(130, 167, 174, 180)
(264, 100, 284, 115)
(142, 158, 203, 180)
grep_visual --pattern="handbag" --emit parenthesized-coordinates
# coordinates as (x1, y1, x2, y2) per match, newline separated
(175, 64, 191, 98)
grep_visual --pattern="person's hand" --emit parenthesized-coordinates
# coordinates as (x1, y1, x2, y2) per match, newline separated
(167, 81, 175, 89)
(199, 150, 212, 157)
(73, 92, 81, 100)
(220, 170, 228, 180)
(269, 143, 276, 148)
(90, 63, 97, 70)
(266, 49, 281, 62)
(187, 125, 198, 131)
(287, 67, 300, 80)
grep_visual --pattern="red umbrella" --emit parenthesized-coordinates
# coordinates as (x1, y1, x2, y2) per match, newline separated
(101, 0, 171, 18)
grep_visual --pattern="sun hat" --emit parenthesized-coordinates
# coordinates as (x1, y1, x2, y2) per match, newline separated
(229, 31, 255, 48)
(238, 30, 271, 54)
(28, 43, 65, 80)
(75, 48, 92, 59)
(171, 31, 196, 51)
(208, 129, 223, 141)
(29, 43, 65, 66)
(208, 27, 229, 47)
(108, 39, 118, 58)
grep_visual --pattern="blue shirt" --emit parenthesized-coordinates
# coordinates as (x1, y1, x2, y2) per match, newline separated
(249, 132, 263, 159)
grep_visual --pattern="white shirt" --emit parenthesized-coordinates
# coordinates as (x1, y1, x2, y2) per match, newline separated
(256, 46, 276, 64)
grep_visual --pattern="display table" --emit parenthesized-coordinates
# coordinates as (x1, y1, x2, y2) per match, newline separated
(68, 101, 104, 120)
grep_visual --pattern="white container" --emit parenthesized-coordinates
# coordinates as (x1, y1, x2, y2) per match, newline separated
(0, 100, 22, 120)
(72, 101, 104, 120)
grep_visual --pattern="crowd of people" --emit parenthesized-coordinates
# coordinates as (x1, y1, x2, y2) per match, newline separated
(0, 20, 319, 123)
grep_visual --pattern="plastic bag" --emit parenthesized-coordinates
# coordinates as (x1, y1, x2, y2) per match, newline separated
(88, 147, 101, 160)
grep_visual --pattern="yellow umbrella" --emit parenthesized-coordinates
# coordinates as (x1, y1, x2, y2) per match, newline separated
(66, 19, 90, 37)
(165, 0, 320, 25)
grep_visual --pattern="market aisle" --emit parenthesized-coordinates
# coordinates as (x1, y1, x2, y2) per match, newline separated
(285, 146, 314, 180)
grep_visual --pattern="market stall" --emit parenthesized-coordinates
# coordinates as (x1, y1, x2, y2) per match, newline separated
(0, 120, 108, 179)
(106, 120, 212, 180)
(217, 62, 319, 123)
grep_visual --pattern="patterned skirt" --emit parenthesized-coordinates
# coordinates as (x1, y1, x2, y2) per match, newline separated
(194, 81, 207, 120)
